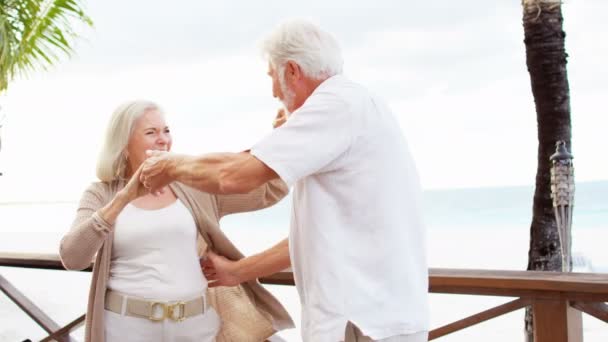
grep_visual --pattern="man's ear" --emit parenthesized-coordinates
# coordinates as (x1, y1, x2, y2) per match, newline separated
(286, 60, 301, 83)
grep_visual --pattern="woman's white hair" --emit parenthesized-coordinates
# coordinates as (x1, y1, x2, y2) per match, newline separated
(261, 19, 343, 80)
(96, 100, 163, 182)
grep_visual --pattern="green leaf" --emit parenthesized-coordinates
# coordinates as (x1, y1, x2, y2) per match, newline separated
(0, 0, 93, 92)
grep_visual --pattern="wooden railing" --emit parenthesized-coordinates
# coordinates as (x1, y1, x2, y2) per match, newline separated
(1, 252, 607, 342)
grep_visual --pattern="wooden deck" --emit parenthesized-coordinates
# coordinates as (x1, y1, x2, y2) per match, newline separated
(1, 252, 607, 341)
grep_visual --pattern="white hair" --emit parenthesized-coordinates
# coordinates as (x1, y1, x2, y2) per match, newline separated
(261, 19, 344, 80)
(96, 100, 163, 182)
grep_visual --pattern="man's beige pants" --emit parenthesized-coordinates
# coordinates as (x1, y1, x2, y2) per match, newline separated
(344, 322, 428, 342)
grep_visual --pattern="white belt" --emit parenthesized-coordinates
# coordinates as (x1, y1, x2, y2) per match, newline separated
(105, 290, 207, 322)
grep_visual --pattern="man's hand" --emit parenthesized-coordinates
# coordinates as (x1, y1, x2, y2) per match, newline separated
(140, 150, 179, 193)
(202, 238, 290, 287)
(272, 108, 288, 129)
(201, 251, 244, 287)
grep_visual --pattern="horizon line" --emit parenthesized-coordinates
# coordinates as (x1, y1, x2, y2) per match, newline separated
(1, 179, 606, 206)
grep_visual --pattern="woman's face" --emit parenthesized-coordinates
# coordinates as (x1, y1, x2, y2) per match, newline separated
(125, 109, 172, 175)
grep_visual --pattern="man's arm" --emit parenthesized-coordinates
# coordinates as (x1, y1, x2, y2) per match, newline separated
(141, 151, 279, 195)
(202, 238, 290, 287)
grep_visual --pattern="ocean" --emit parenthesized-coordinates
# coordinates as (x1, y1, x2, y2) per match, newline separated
(1, 181, 606, 341)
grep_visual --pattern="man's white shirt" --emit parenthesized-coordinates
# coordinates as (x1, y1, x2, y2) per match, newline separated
(251, 75, 429, 341)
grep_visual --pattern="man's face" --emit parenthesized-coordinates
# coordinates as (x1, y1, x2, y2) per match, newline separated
(268, 62, 295, 112)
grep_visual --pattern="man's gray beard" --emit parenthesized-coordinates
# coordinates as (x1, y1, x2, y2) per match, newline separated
(279, 85, 294, 114)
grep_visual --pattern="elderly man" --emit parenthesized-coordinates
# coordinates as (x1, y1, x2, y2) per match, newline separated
(141, 20, 429, 342)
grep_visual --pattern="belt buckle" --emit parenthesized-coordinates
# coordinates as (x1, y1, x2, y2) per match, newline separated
(149, 302, 167, 321)
(168, 302, 186, 322)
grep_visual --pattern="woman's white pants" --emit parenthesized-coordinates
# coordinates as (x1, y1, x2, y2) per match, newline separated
(104, 307, 221, 342)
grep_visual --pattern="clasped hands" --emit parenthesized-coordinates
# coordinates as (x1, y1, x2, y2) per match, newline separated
(138, 150, 177, 195)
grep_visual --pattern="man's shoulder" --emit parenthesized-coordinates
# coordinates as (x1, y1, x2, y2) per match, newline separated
(318, 74, 367, 94)
(308, 76, 371, 112)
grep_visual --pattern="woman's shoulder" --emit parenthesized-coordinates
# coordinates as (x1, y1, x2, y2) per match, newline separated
(80, 180, 121, 200)
(171, 182, 211, 199)
(171, 182, 217, 206)
(171, 182, 219, 217)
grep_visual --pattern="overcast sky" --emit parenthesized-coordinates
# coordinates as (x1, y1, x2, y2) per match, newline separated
(0, 0, 606, 201)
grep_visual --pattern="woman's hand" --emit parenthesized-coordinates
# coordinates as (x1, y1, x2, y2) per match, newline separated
(97, 165, 148, 227)
(120, 164, 148, 202)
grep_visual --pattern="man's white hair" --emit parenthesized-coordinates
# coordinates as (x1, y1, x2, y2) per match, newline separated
(261, 19, 344, 80)
(96, 100, 163, 182)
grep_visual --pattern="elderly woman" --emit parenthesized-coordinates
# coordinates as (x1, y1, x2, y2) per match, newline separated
(59, 100, 293, 342)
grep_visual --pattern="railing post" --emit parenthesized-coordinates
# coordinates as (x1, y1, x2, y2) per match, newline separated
(532, 299, 582, 342)
(566, 305, 584, 342)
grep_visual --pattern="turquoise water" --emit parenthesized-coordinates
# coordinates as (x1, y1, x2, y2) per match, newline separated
(2, 180, 605, 231)
(422, 180, 607, 229)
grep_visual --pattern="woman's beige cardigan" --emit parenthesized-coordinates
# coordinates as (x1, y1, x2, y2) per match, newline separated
(59, 180, 294, 342)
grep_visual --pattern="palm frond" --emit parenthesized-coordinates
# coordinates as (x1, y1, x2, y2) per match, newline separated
(0, 0, 93, 92)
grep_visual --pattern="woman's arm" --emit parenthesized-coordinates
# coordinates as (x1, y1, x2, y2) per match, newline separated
(214, 178, 289, 218)
(59, 184, 123, 270)
(60, 168, 146, 270)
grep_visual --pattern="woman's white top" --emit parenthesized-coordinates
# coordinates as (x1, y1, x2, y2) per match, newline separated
(107, 200, 207, 301)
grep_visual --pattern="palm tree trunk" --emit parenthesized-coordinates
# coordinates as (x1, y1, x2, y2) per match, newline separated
(521, 0, 572, 340)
